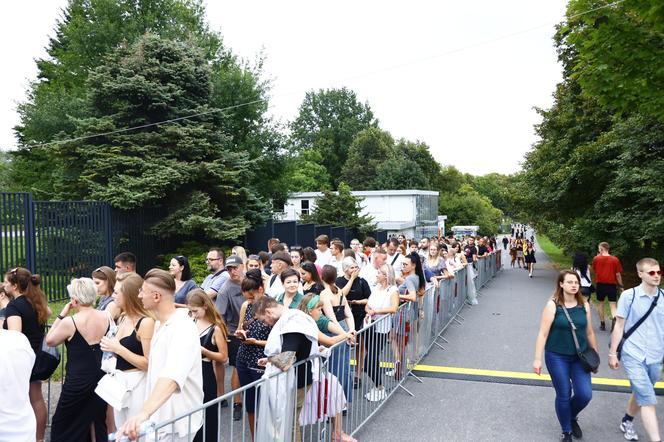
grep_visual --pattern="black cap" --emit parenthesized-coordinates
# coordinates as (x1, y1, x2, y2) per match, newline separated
(225, 255, 243, 268)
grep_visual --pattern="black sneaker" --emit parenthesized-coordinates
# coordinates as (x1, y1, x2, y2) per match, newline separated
(571, 419, 582, 439)
(599, 321, 606, 331)
(353, 377, 362, 390)
(560, 432, 573, 441)
(233, 403, 243, 421)
(220, 399, 229, 408)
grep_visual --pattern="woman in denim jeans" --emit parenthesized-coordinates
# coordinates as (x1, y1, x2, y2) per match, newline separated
(533, 270, 598, 442)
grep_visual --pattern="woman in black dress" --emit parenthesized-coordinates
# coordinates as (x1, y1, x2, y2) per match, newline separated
(187, 289, 229, 442)
(3, 267, 50, 442)
(335, 257, 370, 388)
(46, 277, 110, 442)
(525, 241, 537, 278)
(235, 270, 272, 437)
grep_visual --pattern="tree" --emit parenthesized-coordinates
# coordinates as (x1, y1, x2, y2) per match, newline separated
(290, 88, 377, 184)
(283, 149, 333, 193)
(299, 182, 375, 234)
(437, 165, 468, 194)
(54, 35, 267, 239)
(438, 184, 503, 236)
(396, 139, 441, 190)
(340, 128, 395, 189)
(372, 158, 428, 190)
(12, 0, 275, 205)
(563, 0, 664, 121)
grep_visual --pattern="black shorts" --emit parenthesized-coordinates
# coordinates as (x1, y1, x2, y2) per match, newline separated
(596, 283, 618, 302)
(227, 335, 242, 366)
(580, 286, 592, 298)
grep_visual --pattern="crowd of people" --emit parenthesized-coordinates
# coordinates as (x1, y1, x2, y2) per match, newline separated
(0, 231, 499, 442)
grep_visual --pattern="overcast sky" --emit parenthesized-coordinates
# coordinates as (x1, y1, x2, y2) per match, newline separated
(1, 0, 568, 176)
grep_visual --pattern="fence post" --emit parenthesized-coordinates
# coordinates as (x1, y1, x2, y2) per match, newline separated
(23, 193, 37, 273)
(104, 203, 114, 265)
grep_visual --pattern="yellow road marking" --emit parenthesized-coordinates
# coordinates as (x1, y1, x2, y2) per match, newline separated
(410, 364, 664, 388)
(349, 359, 664, 388)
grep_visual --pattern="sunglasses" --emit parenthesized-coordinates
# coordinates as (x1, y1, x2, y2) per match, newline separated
(646, 270, 663, 276)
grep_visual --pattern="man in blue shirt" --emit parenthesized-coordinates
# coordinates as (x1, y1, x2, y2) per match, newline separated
(609, 257, 664, 442)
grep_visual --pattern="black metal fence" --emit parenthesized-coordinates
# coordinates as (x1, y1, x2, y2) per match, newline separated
(1, 192, 387, 301)
(242, 219, 387, 254)
(0, 192, 174, 301)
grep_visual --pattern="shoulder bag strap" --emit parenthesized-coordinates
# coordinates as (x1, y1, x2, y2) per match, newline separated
(623, 289, 660, 342)
(560, 306, 582, 352)
(391, 253, 400, 266)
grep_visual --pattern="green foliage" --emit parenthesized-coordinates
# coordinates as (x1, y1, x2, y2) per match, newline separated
(396, 139, 441, 190)
(563, 0, 664, 121)
(283, 149, 332, 193)
(340, 128, 395, 189)
(516, 3, 664, 265)
(438, 184, 503, 236)
(159, 241, 214, 283)
(299, 182, 376, 234)
(54, 35, 268, 239)
(11, 0, 279, 215)
(438, 165, 468, 194)
(290, 88, 377, 185)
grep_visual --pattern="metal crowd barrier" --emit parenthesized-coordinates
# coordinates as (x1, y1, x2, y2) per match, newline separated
(106, 252, 502, 441)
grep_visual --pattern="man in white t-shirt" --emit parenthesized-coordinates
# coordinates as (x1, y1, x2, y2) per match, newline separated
(350, 238, 368, 268)
(0, 329, 36, 442)
(360, 247, 387, 291)
(329, 241, 345, 275)
(119, 269, 203, 442)
(315, 234, 333, 267)
(386, 238, 405, 278)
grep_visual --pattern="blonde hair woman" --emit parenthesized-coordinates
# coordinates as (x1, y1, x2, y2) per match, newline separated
(46, 278, 112, 441)
(99, 272, 155, 427)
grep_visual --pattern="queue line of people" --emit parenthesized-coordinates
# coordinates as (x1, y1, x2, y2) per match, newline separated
(1, 232, 493, 442)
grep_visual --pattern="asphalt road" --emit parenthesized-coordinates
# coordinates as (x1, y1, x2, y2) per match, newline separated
(355, 239, 664, 441)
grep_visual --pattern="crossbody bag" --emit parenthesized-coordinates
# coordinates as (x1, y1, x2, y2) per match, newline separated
(615, 288, 661, 360)
(560, 306, 600, 373)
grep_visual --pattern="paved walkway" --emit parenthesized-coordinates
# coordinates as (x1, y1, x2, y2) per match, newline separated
(356, 239, 664, 441)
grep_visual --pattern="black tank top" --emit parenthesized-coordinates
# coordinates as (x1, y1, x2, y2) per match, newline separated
(200, 325, 218, 361)
(116, 317, 146, 371)
(332, 291, 346, 322)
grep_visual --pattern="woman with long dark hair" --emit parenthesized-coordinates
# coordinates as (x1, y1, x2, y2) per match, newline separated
(572, 251, 593, 299)
(299, 262, 324, 296)
(3, 267, 50, 441)
(235, 270, 271, 437)
(169, 255, 197, 306)
(187, 289, 229, 442)
(533, 270, 598, 441)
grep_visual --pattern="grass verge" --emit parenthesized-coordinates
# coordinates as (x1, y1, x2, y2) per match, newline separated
(537, 234, 572, 269)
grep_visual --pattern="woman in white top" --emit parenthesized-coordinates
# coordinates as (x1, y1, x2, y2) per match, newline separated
(363, 264, 399, 402)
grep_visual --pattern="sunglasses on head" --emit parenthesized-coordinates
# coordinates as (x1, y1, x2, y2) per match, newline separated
(646, 270, 662, 276)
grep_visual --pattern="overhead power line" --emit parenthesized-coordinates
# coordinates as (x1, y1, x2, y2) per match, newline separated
(22, 0, 625, 150)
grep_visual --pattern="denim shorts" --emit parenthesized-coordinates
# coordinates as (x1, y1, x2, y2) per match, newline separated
(622, 352, 662, 406)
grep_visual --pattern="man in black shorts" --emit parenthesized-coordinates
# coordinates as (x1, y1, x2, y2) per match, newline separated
(592, 242, 624, 331)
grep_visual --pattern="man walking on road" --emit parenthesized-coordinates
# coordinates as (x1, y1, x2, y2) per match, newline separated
(608, 258, 664, 442)
(593, 242, 624, 331)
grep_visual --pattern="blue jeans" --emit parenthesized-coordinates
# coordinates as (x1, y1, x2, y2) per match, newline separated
(545, 350, 593, 432)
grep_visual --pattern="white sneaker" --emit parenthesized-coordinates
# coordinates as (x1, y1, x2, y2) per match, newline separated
(620, 420, 638, 441)
(365, 387, 386, 402)
(384, 369, 395, 377)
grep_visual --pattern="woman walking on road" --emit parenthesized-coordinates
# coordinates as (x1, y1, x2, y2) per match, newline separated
(533, 270, 598, 441)
(524, 242, 537, 278)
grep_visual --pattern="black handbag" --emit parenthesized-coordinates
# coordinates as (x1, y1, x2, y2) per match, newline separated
(561, 306, 600, 373)
(32, 336, 61, 381)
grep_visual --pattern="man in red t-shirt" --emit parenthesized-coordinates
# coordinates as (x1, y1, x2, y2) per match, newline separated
(592, 241, 624, 331)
